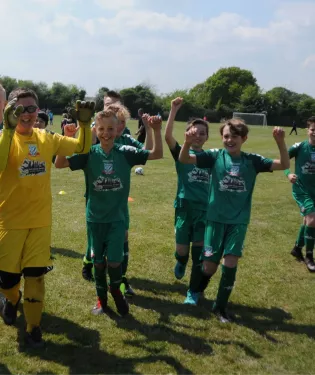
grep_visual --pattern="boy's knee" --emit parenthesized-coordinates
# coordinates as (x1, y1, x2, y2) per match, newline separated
(0, 270, 21, 289)
(94, 262, 106, 270)
(306, 213, 315, 227)
(223, 255, 239, 268)
(108, 262, 121, 268)
(202, 261, 218, 276)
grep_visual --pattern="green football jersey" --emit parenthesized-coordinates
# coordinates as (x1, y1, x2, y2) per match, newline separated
(122, 127, 131, 136)
(115, 134, 143, 149)
(289, 141, 315, 198)
(170, 142, 211, 210)
(68, 144, 149, 223)
(196, 149, 273, 224)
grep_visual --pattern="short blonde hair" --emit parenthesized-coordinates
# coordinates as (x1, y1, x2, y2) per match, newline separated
(95, 107, 119, 125)
(104, 103, 130, 121)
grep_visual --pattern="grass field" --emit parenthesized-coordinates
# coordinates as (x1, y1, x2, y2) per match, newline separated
(1, 117, 315, 375)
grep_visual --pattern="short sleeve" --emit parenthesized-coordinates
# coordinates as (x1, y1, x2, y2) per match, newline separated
(288, 142, 301, 159)
(169, 142, 181, 161)
(250, 153, 273, 173)
(119, 145, 149, 167)
(124, 135, 144, 149)
(196, 149, 218, 169)
(67, 153, 89, 171)
(52, 133, 78, 157)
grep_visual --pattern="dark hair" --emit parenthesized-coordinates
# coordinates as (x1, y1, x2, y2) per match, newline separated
(220, 118, 249, 137)
(307, 116, 315, 128)
(37, 111, 48, 126)
(106, 90, 121, 100)
(186, 118, 209, 136)
(8, 87, 39, 105)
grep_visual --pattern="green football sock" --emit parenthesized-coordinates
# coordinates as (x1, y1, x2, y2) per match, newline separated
(296, 225, 305, 248)
(305, 226, 315, 256)
(94, 265, 107, 300)
(189, 246, 210, 292)
(122, 241, 129, 277)
(213, 265, 237, 312)
(108, 264, 122, 291)
(175, 251, 189, 265)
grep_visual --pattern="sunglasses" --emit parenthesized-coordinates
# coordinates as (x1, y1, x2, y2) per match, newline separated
(15, 105, 38, 114)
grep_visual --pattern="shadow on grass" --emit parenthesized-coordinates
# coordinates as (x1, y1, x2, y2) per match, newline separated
(0, 363, 11, 374)
(16, 312, 193, 375)
(130, 277, 315, 343)
(129, 276, 187, 296)
(51, 247, 83, 260)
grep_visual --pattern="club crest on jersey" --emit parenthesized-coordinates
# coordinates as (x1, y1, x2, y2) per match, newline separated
(28, 144, 39, 157)
(311, 153, 315, 162)
(103, 161, 114, 175)
(204, 246, 213, 257)
(229, 164, 240, 176)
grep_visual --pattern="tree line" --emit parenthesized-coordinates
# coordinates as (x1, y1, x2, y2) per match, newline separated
(1, 67, 315, 126)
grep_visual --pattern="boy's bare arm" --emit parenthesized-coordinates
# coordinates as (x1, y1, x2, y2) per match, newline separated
(178, 127, 197, 164)
(270, 127, 290, 171)
(165, 97, 183, 150)
(147, 116, 163, 160)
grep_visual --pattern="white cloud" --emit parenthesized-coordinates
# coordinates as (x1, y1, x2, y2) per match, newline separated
(94, 0, 135, 10)
(303, 55, 315, 67)
(0, 0, 315, 96)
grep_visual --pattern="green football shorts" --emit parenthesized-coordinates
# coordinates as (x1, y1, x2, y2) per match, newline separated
(293, 192, 315, 217)
(202, 221, 248, 264)
(175, 207, 207, 245)
(87, 221, 125, 264)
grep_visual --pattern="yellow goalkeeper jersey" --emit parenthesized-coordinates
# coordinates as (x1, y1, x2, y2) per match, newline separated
(0, 128, 78, 229)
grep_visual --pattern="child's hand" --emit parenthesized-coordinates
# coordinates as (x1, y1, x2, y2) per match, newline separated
(63, 123, 79, 138)
(148, 115, 162, 130)
(273, 126, 285, 142)
(142, 113, 150, 127)
(171, 97, 183, 111)
(185, 127, 197, 145)
(288, 173, 298, 184)
(3, 99, 24, 130)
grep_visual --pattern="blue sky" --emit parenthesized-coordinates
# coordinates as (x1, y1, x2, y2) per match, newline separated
(1, 0, 315, 97)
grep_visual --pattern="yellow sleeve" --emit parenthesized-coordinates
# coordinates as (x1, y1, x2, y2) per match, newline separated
(0, 128, 14, 171)
(74, 124, 92, 154)
(53, 126, 92, 156)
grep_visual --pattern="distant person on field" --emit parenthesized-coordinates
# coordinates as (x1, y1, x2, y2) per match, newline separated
(135, 108, 147, 143)
(290, 120, 298, 135)
(48, 111, 54, 126)
(165, 97, 211, 305)
(179, 118, 289, 323)
(285, 116, 315, 272)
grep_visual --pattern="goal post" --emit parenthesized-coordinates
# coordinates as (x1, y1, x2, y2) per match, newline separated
(232, 112, 267, 127)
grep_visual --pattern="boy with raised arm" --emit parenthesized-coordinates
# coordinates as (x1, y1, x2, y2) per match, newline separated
(165, 97, 211, 305)
(0, 88, 93, 347)
(55, 108, 163, 316)
(179, 119, 289, 322)
(286, 116, 315, 272)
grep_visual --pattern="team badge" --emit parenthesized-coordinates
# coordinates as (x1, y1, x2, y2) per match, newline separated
(28, 144, 39, 157)
(230, 164, 240, 176)
(103, 161, 114, 175)
(204, 246, 213, 257)
(311, 153, 315, 162)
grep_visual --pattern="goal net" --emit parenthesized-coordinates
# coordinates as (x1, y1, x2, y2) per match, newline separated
(232, 112, 267, 126)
